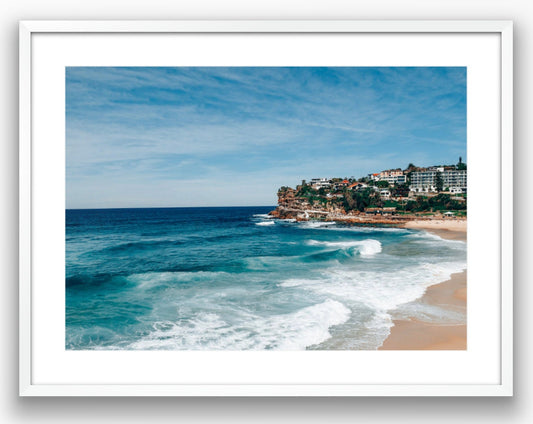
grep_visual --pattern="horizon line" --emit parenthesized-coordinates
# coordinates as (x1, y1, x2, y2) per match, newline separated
(66, 205, 277, 211)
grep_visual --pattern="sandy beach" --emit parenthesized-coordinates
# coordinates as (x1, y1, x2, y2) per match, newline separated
(403, 218, 467, 241)
(379, 221, 467, 350)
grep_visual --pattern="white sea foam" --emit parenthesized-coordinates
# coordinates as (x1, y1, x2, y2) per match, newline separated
(256, 221, 275, 226)
(279, 278, 316, 288)
(307, 239, 382, 256)
(280, 261, 466, 312)
(298, 221, 336, 229)
(128, 299, 351, 350)
(392, 301, 466, 325)
(405, 232, 467, 255)
(407, 230, 466, 244)
(252, 214, 274, 219)
(278, 260, 466, 350)
(363, 311, 394, 342)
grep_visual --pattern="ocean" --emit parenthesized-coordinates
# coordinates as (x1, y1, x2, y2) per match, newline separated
(66, 206, 467, 350)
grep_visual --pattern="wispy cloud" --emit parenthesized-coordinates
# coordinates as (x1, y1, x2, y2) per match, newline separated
(66, 67, 466, 208)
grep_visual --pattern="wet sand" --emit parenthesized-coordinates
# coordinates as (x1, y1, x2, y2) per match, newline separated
(379, 225, 467, 350)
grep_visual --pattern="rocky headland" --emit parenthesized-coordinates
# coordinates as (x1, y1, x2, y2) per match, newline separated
(268, 185, 466, 228)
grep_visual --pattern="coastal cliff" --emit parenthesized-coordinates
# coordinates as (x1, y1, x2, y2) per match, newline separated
(269, 183, 467, 226)
(269, 185, 410, 225)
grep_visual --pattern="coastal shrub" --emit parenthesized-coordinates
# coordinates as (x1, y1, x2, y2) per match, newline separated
(391, 184, 409, 197)
(342, 191, 357, 212)
(383, 200, 400, 208)
(404, 201, 415, 211)
(409, 194, 466, 212)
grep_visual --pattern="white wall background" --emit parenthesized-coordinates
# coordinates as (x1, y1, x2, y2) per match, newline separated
(0, 1, 529, 423)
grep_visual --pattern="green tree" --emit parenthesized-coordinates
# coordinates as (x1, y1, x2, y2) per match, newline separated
(342, 191, 357, 212)
(376, 180, 389, 189)
(392, 184, 409, 197)
(406, 172, 412, 186)
(368, 190, 384, 208)
(296, 184, 313, 197)
(435, 171, 444, 192)
(456, 157, 467, 170)
(405, 201, 415, 211)
(414, 196, 429, 212)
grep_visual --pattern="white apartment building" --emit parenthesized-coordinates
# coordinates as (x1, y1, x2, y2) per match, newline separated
(409, 167, 467, 193)
(368, 169, 406, 185)
(310, 178, 331, 189)
(382, 174, 407, 185)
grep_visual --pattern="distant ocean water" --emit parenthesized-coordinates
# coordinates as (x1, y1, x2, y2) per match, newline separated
(66, 207, 467, 350)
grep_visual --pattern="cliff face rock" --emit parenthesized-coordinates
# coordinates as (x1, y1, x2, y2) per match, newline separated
(270, 186, 343, 220)
(276, 187, 297, 208)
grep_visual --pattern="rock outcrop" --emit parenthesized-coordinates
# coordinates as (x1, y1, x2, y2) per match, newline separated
(269, 185, 414, 225)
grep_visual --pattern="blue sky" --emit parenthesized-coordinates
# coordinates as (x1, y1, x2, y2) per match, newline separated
(66, 67, 466, 208)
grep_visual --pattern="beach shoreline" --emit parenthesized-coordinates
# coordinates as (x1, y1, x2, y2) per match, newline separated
(271, 206, 467, 230)
(401, 218, 467, 240)
(379, 223, 467, 350)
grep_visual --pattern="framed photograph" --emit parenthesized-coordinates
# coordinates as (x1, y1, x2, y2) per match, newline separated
(19, 20, 513, 396)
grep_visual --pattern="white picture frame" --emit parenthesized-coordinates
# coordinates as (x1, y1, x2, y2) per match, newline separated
(19, 20, 513, 396)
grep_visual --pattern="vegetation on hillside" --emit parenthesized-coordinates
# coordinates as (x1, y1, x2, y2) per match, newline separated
(278, 161, 467, 216)
(281, 183, 466, 215)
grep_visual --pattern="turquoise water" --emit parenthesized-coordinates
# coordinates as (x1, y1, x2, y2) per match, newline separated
(66, 207, 466, 350)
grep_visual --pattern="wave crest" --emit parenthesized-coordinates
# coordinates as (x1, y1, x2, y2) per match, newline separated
(307, 239, 382, 257)
(256, 221, 275, 226)
(127, 299, 350, 350)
